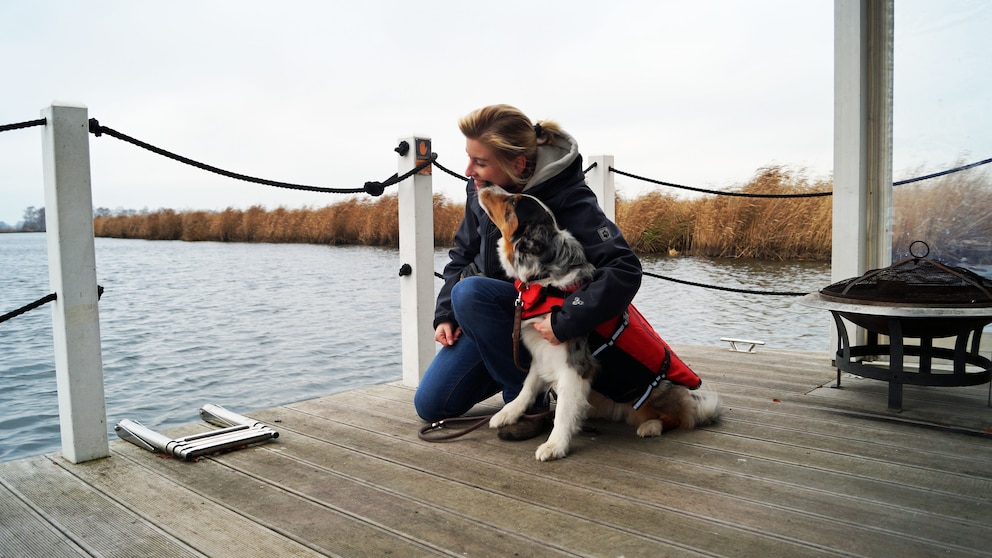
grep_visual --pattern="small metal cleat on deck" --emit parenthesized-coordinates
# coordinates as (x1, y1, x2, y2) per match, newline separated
(720, 337, 766, 353)
(114, 404, 279, 461)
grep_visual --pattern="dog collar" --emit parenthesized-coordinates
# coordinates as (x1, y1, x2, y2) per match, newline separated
(514, 280, 572, 320)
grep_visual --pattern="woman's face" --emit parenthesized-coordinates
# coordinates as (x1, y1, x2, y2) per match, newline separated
(465, 137, 515, 190)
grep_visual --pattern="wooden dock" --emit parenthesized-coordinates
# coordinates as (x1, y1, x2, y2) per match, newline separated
(1, 345, 990, 557)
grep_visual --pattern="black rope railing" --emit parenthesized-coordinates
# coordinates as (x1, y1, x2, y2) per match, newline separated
(642, 271, 807, 296)
(431, 268, 810, 297)
(612, 156, 992, 198)
(3, 114, 984, 299)
(0, 293, 57, 324)
(433, 159, 467, 182)
(432, 160, 600, 183)
(87, 119, 434, 197)
(611, 167, 833, 199)
(0, 118, 46, 133)
(893, 156, 992, 186)
(0, 286, 104, 325)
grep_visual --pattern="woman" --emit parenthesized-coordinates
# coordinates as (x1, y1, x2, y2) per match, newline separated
(414, 104, 642, 440)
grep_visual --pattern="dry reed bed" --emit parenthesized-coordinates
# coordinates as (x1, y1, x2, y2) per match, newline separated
(93, 167, 992, 262)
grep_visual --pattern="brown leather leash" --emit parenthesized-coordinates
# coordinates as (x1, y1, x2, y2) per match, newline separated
(418, 409, 554, 442)
(419, 289, 550, 443)
(512, 296, 530, 373)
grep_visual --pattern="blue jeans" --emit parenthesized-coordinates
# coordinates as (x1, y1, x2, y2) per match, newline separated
(414, 276, 531, 421)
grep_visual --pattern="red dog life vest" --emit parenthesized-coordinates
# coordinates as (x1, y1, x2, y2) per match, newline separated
(515, 281, 702, 409)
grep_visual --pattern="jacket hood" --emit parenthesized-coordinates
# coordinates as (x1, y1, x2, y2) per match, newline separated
(522, 129, 579, 192)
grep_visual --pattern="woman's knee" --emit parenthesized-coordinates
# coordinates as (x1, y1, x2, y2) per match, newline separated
(413, 386, 444, 422)
(450, 276, 486, 309)
(452, 277, 514, 327)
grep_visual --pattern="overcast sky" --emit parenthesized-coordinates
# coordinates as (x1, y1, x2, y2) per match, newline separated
(1, 0, 989, 227)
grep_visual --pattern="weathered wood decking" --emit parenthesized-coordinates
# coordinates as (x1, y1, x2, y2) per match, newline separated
(1, 345, 990, 557)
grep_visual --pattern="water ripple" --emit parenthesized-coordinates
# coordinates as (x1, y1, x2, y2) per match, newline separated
(3, 234, 830, 462)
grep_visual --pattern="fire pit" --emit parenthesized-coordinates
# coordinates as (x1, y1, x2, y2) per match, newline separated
(801, 242, 992, 410)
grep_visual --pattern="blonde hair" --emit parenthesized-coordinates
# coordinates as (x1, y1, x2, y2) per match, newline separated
(458, 104, 561, 187)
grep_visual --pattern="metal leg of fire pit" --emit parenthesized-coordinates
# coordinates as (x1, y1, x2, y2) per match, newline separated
(887, 320, 905, 411)
(828, 310, 992, 412)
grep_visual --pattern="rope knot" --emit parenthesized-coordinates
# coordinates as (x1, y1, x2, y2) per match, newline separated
(88, 118, 103, 137)
(364, 181, 385, 196)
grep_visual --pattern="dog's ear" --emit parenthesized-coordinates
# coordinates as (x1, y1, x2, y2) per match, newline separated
(513, 196, 556, 232)
(509, 196, 560, 262)
(515, 223, 554, 257)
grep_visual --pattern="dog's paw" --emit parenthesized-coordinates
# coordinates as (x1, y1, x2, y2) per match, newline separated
(535, 440, 568, 461)
(489, 408, 518, 429)
(636, 419, 663, 438)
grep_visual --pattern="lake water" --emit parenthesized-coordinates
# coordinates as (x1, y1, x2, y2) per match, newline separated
(0, 233, 832, 463)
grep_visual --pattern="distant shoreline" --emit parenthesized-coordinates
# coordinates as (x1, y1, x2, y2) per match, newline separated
(8, 166, 990, 264)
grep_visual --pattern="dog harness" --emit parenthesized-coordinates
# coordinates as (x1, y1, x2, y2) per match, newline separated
(514, 280, 702, 408)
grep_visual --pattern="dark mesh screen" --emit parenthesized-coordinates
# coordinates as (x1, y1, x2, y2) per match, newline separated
(820, 258, 992, 306)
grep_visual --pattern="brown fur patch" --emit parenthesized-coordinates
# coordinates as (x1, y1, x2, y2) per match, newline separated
(587, 383, 698, 432)
(479, 188, 520, 267)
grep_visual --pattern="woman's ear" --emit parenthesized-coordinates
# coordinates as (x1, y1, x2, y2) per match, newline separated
(513, 155, 527, 176)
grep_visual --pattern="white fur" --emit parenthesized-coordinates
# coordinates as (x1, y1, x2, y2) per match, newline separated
(479, 185, 720, 461)
(489, 321, 591, 461)
(479, 186, 597, 461)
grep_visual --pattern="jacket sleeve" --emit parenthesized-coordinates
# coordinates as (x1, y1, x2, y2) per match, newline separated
(433, 181, 482, 329)
(551, 191, 642, 341)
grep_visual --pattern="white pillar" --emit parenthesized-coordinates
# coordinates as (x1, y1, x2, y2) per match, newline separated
(833, 0, 894, 282)
(41, 102, 109, 463)
(832, 1, 894, 352)
(397, 137, 435, 386)
(586, 155, 616, 222)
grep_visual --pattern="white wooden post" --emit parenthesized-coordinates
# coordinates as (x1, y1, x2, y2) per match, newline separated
(832, 0, 894, 353)
(833, 0, 894, 281)
(586, 155, 616, 222)
(397, 137, 435, 386)
(41, 102, 109, 463)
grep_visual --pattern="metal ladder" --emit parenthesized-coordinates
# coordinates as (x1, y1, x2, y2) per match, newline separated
(115, 404, 279, 461)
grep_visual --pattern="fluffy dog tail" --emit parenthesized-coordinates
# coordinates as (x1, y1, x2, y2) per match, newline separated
(689, 387, 722, 427)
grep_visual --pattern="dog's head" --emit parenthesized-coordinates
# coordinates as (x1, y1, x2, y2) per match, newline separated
(478, 186, 558, 245)
(477, 185, 592, 286)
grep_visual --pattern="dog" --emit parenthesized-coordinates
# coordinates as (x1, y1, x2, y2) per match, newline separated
(477, 185, 721, 461)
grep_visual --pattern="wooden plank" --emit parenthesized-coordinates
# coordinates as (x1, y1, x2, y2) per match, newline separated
(0, 456, 202, 557)
(254, 404, 839, 557)
(105, 438, 446, 557)
(209, 434, 655, 557)
(62, 450, 326, 557)
(718, 403, 992, 466)
(0, 475, 88, 558)
(806, 375, 992, 431)
(273, 389, 990, 557)
(2, 346, 989, 558)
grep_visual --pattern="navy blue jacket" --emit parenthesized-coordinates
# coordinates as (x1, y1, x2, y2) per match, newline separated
(434, 148, 642, 342)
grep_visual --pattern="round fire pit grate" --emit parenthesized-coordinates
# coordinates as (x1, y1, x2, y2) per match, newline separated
(801, 241, 992, 411)
(819, 241, 992, 307)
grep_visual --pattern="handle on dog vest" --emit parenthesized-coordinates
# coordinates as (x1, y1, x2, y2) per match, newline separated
(591, 310, 629, 357)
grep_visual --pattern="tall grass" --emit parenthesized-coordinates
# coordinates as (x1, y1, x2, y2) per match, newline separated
(891, 166, 992, 264)
(92, 167, 991, 262)
(677, 166, 833, 259)
(94, 194, 466, 246)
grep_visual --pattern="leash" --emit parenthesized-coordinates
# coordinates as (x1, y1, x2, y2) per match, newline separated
(419, 415, 492, 441)
(418, 409, 554, 442)
(512, 293, 529, 373)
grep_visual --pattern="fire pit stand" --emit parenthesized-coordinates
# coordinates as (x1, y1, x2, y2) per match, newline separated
(801, 294, 992, 411)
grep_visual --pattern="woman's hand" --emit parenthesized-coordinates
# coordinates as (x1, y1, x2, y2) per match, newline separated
(532, 314, 561, 346)
(434, 322, 462, 346)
